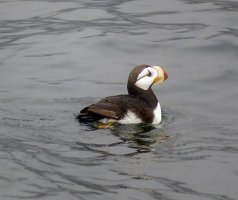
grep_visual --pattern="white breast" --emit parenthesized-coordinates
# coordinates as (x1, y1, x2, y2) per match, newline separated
(118, 110, 142, 124)
(152, 102, 162, 124)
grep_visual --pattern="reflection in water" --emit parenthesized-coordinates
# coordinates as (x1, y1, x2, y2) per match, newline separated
(81, 122, 170, 153)
(118, 126, 170, 153)
(77, 107, 175, 153)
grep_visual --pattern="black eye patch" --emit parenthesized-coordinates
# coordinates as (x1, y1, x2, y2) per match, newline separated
(137, 69, 151, 81)
(148, 70, 152, 77)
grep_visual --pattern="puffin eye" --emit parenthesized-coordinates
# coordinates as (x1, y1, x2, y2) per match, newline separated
(147, 70, 152, 77)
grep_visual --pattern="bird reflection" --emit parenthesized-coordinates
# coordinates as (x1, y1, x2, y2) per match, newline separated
(111, 123, 170, 152)
(78, 118, 170, 153)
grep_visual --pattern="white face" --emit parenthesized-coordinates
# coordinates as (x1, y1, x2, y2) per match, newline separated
(135, 66, 165, 90)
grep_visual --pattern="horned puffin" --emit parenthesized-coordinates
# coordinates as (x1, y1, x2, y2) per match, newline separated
(77, 64, 168, 127)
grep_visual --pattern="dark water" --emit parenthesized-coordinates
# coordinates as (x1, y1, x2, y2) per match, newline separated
(1, 0, 238, 199)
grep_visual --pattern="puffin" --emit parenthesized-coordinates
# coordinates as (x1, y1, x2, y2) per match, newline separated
(77, 64, 168, 127)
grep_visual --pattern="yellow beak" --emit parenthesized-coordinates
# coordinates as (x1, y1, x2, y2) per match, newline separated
(152, 66, 168, 84)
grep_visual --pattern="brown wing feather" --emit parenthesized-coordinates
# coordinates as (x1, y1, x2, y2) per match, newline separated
(78, 95, 154, 123)
(87, 105, 119, 119)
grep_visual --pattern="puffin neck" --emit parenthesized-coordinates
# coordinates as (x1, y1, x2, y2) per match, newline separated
(127, 82, 158, 109)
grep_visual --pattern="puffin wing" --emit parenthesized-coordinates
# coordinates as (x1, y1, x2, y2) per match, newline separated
(78, 95, 151, 122)
(87, 103, 119, 119)
(79, 96, 126, 120)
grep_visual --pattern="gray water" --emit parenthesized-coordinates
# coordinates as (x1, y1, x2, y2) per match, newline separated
(0, 0, 238, 199)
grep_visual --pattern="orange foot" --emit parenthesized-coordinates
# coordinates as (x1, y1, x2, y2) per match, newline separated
(97, 120, 115, 129)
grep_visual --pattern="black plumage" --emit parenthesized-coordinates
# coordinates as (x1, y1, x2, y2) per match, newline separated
(78, 95, 155, 123)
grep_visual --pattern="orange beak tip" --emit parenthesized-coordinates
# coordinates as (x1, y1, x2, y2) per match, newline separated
(164, 70, 168, 80)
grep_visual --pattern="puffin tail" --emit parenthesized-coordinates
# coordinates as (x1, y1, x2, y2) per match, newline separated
(76, 106, 103, 123)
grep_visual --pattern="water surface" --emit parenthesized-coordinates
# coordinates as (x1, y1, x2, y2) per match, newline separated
(0, 0, 238, 200)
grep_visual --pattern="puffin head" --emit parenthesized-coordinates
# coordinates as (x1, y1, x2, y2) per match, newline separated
(128, 64, 168, 91)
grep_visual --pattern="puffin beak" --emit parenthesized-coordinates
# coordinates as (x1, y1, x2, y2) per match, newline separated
(152, 66, 168, 84)
(163, 69, 168, 80)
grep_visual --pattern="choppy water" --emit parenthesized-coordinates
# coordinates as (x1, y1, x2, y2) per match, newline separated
(0, 0, 238, 199)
